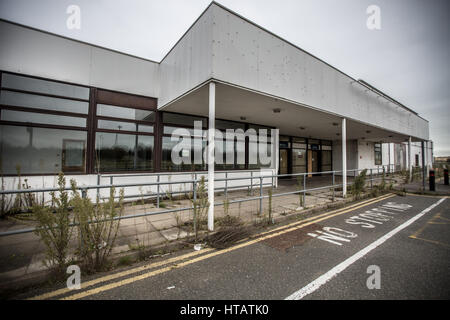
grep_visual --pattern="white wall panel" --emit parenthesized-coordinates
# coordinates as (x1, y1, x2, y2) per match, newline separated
(158, 8, 214, 108)
(210, 4, 429, 140)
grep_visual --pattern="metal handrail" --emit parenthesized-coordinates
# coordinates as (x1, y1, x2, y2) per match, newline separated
(0, 165, 394, 195)
(0, 165, 398, 237)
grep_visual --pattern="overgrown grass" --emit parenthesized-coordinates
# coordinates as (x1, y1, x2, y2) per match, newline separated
(350, 169, 367, 200)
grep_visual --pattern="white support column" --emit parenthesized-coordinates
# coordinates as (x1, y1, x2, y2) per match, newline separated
(342, 118, 347, 197)
(408, 136, 412, 178)
(274, 128, 279, 188)
(207, 82, 216, 232)
(425, 140, 430, 177)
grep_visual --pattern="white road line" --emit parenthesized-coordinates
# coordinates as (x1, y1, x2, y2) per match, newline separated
(285, 197, 447, 300)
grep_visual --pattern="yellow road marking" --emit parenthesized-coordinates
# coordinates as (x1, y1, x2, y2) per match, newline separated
(29, 248, 214, 300)
(409, 236, 450, 249)
(60, 193, 396, 300)
(31, 193, 393, 300)
(409, 211, 450, 248)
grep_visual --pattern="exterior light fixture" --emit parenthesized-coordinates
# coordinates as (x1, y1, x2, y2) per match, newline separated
(299, 127, 305, 130)
(273, 108, 281, 113)
(366, 130, 371, 134)
(240, 116, 247, 121)
(332, 122, 339, 126)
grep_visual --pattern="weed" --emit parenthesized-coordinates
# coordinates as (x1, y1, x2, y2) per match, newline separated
(33, 173, 73, 277)
(71, 181, 124, 273)
(350, 169, 367, 200)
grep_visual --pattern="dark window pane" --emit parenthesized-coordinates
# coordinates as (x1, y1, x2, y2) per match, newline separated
(293, 137, 306, 143)
(1, 109, 86, 127)
(97, 104, 154, 121)
(216, 119, 245, 130)
(164, 126, 194, 136)
(0, 125, 86, 174)
(163, 112, 206, 127)
(97, 120, 153, 133)
(0, 90, 89, 114)
(374, 143, 382, 165)
(161, 136, 205, 171)
(95, 132, 153, 172)
(1, 73, 89, 100)
(292, 149, 306, 167)
(321, 150, 332, 165)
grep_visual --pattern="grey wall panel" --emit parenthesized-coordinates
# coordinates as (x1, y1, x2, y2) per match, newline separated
(0, 20, 159, 97)
(0, 20, 91, 85)
(90, 47, 159, 97)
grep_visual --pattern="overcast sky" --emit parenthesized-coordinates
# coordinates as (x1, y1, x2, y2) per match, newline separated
(0, 0, 449, 156)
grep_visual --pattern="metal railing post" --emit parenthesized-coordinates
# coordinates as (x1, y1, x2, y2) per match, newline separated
(225, 172, 228, 198)
(370, 169, 373, 189)
(303, 173, 306, 207)
(332, 171, 335, 202)
(193, 179, 197, 236)
(250, 171, 253, 195)
(156, 173, 160, 208)
(96, 174, 100, 200)
(259, 176, 263, 215)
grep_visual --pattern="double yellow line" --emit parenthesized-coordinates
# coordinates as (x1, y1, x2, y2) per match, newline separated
(30, 193, 395, 300)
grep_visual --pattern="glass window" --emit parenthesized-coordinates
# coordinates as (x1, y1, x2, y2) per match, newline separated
(0, 125, 87, 174)
(96, 104, 154, 122)
(0, 90, 89, 114)
(161, 136, 204, 171)
(1, 73, 90, 100)
(164, 126, 195, 136)
(292, 148, 307, 173)
(1, 109, 86, 127)
(97, 120, 153, 133)
(293, 137, 306, 143)
(321, 150, 332, 171)
(216, 119, 245, 131)
(163, 112, 206, 127)
(248, 126, 272, 169)
(95, 132, 153, 172)
(374, 143, 382, 165)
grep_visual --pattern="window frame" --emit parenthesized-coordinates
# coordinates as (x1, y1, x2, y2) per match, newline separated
(93, 88, 157, 174)
(0, 71, 91, 176)
(374, 143, 382, 165)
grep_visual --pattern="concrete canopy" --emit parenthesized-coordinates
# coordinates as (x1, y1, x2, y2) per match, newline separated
(160, 81, 417, 144)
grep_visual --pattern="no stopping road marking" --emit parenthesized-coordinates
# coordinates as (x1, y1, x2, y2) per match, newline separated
(285, 197, 447, 300)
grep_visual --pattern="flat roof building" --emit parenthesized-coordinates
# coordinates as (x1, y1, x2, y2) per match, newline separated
(0, 2, 432, 226)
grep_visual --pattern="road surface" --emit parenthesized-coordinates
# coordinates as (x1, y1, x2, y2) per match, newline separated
(27, 193, 449, 301)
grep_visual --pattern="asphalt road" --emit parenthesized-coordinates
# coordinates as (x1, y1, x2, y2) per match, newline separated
(27, 194, 450, 300)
